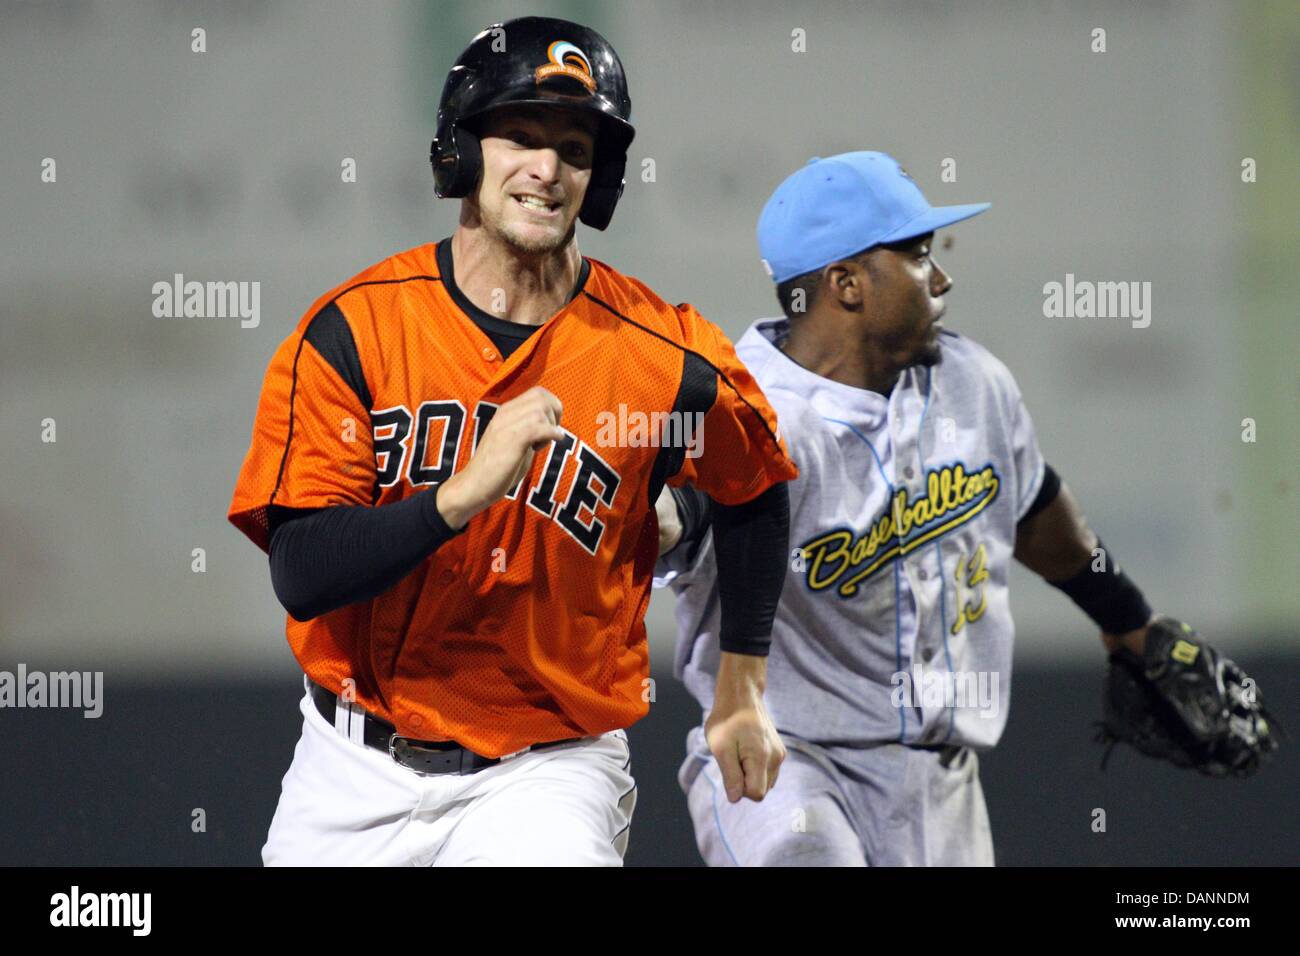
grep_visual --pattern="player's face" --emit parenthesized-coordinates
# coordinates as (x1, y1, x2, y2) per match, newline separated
(863, 232, 952, 368)
(473, 105, 597, 255)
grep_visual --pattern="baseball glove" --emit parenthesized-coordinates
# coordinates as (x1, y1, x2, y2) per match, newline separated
(1096, 615, 1281, 777)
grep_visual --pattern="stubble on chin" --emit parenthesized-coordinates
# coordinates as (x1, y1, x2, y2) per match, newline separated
(503, 223, 570, 255)
(482, 203, 575, 256)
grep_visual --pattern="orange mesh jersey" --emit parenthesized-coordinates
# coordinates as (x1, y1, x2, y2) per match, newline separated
(229, 240, 798, 757)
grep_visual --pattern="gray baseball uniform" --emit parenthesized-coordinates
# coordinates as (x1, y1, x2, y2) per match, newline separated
(654, 316, 1046, 865)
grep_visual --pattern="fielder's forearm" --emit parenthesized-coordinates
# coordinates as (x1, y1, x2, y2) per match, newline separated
(1014, 471, 1153, 643)
(1013, 476, 1094, 581)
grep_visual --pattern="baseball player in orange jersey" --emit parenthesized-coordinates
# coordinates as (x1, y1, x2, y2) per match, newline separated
(228, 17, 798, 865)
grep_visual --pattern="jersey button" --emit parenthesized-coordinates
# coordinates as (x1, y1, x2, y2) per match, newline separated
(921, 648, 935, 662)
(904, 465, 915, 479)
(481, 346, 498, 361)
(918, 568, 928, 580)
(409, 713, 424, 729)
(438, 569, 455, 585)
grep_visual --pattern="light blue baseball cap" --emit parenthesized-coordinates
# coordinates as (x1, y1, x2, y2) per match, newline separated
(757, 151, 990, 283)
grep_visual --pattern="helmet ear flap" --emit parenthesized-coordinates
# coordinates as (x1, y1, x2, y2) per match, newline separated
(431, 125, 482, 199)
(578, 153, 627, 231)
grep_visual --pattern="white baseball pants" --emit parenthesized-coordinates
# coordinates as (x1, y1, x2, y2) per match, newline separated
(262, 683, 637, 866)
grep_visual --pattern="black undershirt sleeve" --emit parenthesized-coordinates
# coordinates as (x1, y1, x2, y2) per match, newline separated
(265, 489, 464, 622)
(1017, 462, 1061, 525)
(710, 481, 791, 656)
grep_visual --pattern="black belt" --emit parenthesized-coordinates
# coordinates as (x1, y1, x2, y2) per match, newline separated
(308, 679, 581, 775)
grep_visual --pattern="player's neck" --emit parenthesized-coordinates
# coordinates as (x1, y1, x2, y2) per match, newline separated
(449, 227, 583, 327)
(781, 321, 902, 397)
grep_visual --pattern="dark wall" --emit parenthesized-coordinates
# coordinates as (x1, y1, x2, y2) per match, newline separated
(3, 655, 1294, 866)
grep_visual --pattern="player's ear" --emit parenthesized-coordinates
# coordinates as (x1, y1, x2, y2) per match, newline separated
(824, 260, 865, 308)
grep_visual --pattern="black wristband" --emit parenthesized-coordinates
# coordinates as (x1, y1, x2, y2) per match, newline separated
(1048, 538, 1152, 635)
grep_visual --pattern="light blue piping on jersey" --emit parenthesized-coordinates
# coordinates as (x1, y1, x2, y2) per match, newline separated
(820, 415, 907, 742)
(936, 550, 957, 744)
(704, 763, 742, 866)
(915, 367, 959, 743)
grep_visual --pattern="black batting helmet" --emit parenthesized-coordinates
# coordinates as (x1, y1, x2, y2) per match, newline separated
(430, 16, 635, 231)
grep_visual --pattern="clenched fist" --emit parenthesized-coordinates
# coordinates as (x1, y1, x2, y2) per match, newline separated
(435, 386, 565, 530)
(705, 652, 785, 802)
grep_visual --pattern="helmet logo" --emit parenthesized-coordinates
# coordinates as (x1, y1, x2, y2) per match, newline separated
(535, 40, 596, 93)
